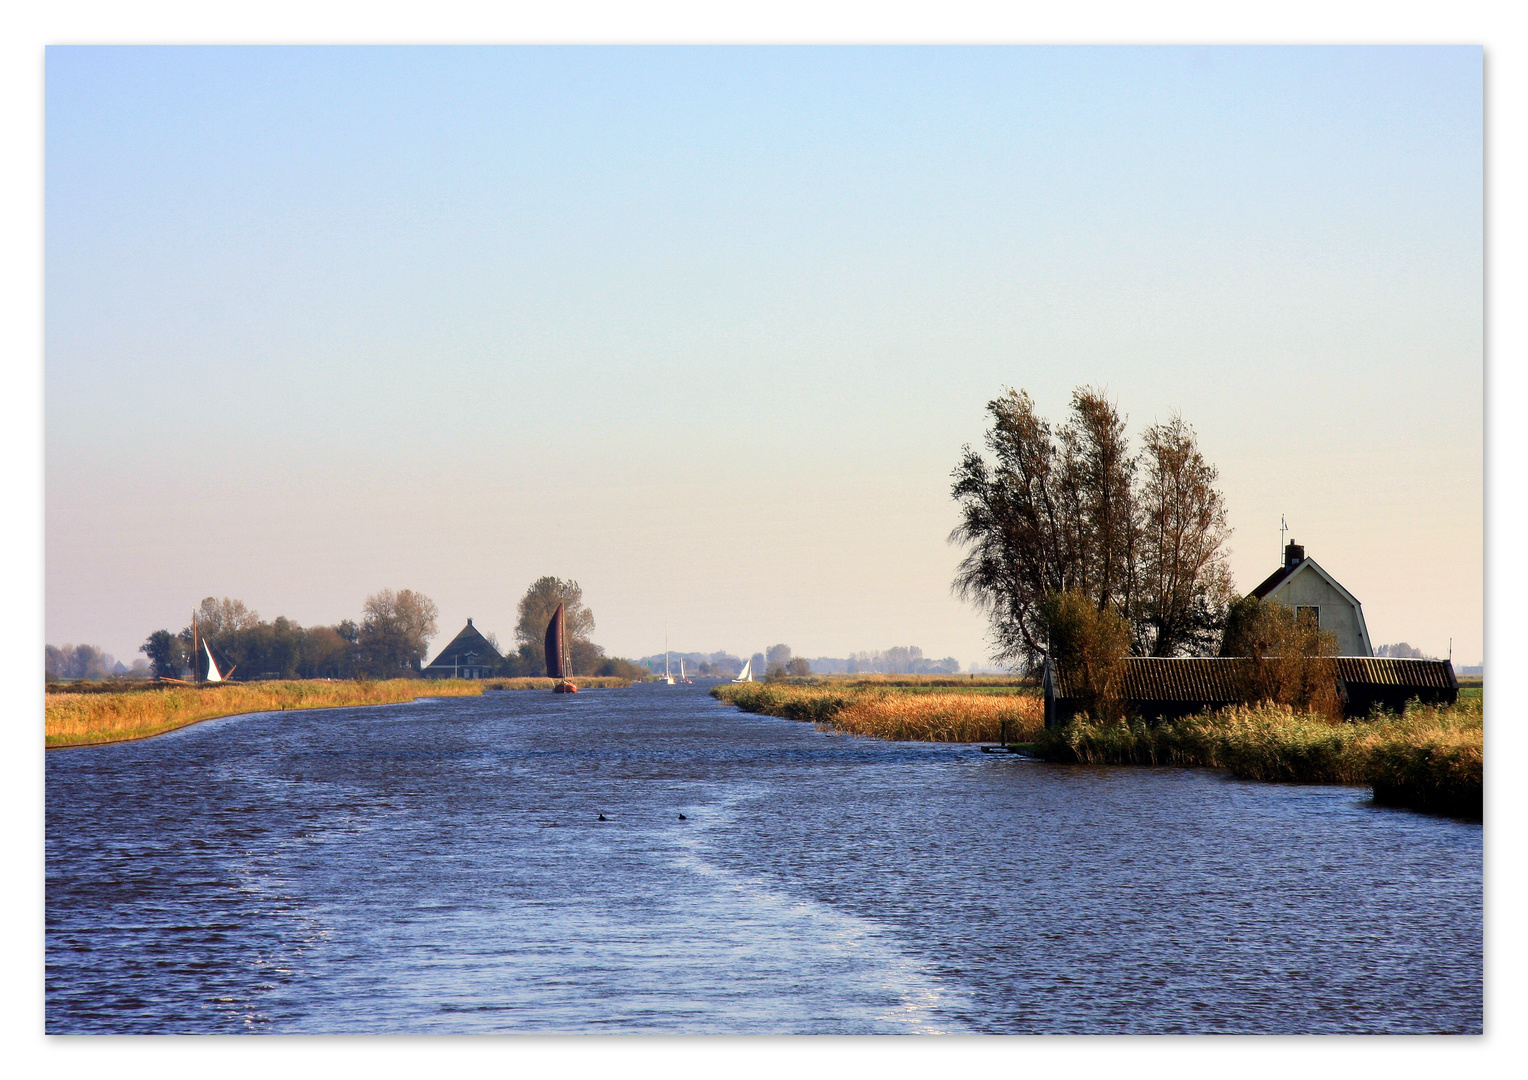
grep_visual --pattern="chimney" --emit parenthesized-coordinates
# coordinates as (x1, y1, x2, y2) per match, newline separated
(1284, 541, 1305, 568)
(467, 618, 474, 627)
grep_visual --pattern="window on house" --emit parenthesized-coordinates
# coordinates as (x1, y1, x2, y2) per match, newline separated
(1296, 606, 1320, 627)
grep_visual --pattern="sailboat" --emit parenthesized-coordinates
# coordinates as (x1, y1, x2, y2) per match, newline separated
(679, 657, 691, 684)
(662, 624, 675, 685)
(203, 640, 224, 682)
(545, 602, 578, 693)
(732, 657, 753, 683)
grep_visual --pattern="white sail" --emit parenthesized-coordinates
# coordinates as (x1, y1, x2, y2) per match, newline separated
(203, 640, 223, 682)
(733, 658, 752, 683)
(680, 658, 685, 681)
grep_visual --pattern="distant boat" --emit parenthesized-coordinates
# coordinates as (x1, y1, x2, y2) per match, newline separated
(662, 626, 675, 685)
(680, 658, 691, 684)
(203, 640, 224, 683)
(545, 603, 577, 693)
(733, 657, 753, 683)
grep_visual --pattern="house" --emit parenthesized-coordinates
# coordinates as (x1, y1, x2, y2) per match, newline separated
(1042, 655, 1457, 727)
(422, 618, 502, 679)
(1249, 541, 1373, 657)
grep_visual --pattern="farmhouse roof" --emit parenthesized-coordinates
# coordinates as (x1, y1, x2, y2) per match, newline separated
(424, 618, 503, 671)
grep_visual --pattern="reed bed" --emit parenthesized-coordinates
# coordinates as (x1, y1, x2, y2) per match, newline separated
(710, 683, 1043, 743)
(481, 676, 633, 690)
(45, 679, 482, 748)
(1035, 696, 1483, 819)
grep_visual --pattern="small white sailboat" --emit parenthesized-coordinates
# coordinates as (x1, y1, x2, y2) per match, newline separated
(203, 640, 224, 682)
(662, 625, 675, 685)
(733, 657, 753, 683)
(680, 658, 691, 684)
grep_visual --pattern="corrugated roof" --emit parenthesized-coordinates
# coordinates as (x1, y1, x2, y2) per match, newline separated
(1051, 655, 1455, 701)
(1334, 657, 1456, 689)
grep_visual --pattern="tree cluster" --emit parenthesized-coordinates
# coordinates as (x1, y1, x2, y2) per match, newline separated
(951, 386, 1234, 672)
(140, 590, 439, 681)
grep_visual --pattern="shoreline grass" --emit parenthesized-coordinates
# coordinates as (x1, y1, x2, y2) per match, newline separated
(711, 682, 1044, 743)
(45, 679, 484, 748)
(1033, 697, 1482, 819)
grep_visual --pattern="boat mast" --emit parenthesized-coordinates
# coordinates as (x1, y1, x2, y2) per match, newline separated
(191, 610, 199, 685)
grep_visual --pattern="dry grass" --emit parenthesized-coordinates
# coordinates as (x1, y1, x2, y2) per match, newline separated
(1035, 696, 1483, 819)
(711, 683, 1042, 743)
(481, 676, 633, 690)
(45, 679, 483, 748)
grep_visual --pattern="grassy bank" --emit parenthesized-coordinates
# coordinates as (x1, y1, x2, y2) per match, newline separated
(1034, 697, 1483, 819)
(46, 679, 483, 748)
(482, 676, 633, 690)
(711, 682, 1044, 743)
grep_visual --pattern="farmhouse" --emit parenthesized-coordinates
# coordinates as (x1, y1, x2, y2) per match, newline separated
(422, 618, 502, 679)
(1040, 541, 1458, 726)
(1249, 541, 1373, 657)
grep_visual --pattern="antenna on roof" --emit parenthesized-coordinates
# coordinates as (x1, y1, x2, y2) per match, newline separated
(1280, 514, 1288, 564)
(1449, 637, 1453, 662)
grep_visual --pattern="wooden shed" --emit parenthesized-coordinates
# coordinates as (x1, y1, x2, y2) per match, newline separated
(1043, 655, 1458, 728)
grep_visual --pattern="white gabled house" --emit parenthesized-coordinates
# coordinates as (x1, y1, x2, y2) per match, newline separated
(1249, 542, 1373, 657)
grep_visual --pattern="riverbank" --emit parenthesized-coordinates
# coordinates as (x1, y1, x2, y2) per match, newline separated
(45, 679, 484, 748)
(1033, 697, 1482, 819)
(711, 681, 1482, 819)
(711, 682, 1044, 743)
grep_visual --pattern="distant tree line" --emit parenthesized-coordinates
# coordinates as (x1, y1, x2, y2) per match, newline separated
(46, 643, 148, 680)
(138, 590, 441, 681)
(130, 579, 644, 682)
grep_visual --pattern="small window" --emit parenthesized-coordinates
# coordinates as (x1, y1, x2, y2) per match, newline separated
(1296, 606, 1320, 627)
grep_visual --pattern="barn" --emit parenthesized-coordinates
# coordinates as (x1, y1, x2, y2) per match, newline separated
(422, 618, 503, 680)
(1249, 541, 1373, 657)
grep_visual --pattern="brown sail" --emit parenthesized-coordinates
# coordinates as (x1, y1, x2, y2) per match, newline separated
(544, 602, 566, 679)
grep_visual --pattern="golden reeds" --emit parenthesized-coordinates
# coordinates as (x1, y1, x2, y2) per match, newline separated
(711, 683, 1042, 743)
(45, 679, 483, 748)
(1036, 696, 1483, 818)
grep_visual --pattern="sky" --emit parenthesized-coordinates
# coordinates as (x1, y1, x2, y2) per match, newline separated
(44, 45, 1483, 669)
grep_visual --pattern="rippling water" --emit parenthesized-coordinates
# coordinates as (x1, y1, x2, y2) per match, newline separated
(46, 683, 1482, 1033)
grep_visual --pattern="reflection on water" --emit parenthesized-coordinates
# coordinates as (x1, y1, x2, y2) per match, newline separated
(46, 683, 1481, 1033)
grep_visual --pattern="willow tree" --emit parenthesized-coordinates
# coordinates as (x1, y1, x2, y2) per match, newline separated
(951, 387, 1232, 671)
(515, 577, 598, 674)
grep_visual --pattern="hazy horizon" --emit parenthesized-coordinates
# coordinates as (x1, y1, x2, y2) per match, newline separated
(46, 46, 1483, 669)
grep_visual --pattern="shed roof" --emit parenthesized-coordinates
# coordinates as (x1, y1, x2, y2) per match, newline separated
(1049, 655, 1456, 701)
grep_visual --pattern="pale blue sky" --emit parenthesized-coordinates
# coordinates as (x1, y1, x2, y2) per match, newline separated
(46, 45, 1482, 667)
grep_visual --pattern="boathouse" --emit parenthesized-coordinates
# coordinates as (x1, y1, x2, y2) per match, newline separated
(1250, 541, 1373, 657)
(422, 618, 502, 680)
(1042, 655, 1458, 727)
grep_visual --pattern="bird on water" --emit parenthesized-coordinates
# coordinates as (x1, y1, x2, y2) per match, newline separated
(597, 813, 607, 821)
(678, 814, 687, 820)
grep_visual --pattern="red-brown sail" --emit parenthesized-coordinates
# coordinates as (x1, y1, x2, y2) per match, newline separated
(544, 602, 566, 680)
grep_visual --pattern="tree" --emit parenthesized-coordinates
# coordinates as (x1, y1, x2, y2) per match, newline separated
(785, 657, 811, 677)
(191, 597, 261, 639)
(514, 577, 596, 675)
(358, 588, 439, 674)
(764, 643, 793, 679)
(1136, 414, 1234, 656)
(140, 629, 187, 680)
(1041, 590, 1131, 721)
(952, 386, 1233, 671)
(1220, 596, 1340, 718)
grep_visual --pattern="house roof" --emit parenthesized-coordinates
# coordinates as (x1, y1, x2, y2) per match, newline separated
(1333, 657, 1457, 689)
(1250, 557, 1364, 612)
(423, 619, 503, 671)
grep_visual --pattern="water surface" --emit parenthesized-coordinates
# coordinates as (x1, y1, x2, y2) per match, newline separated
(46, 683, 1482, 1033)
